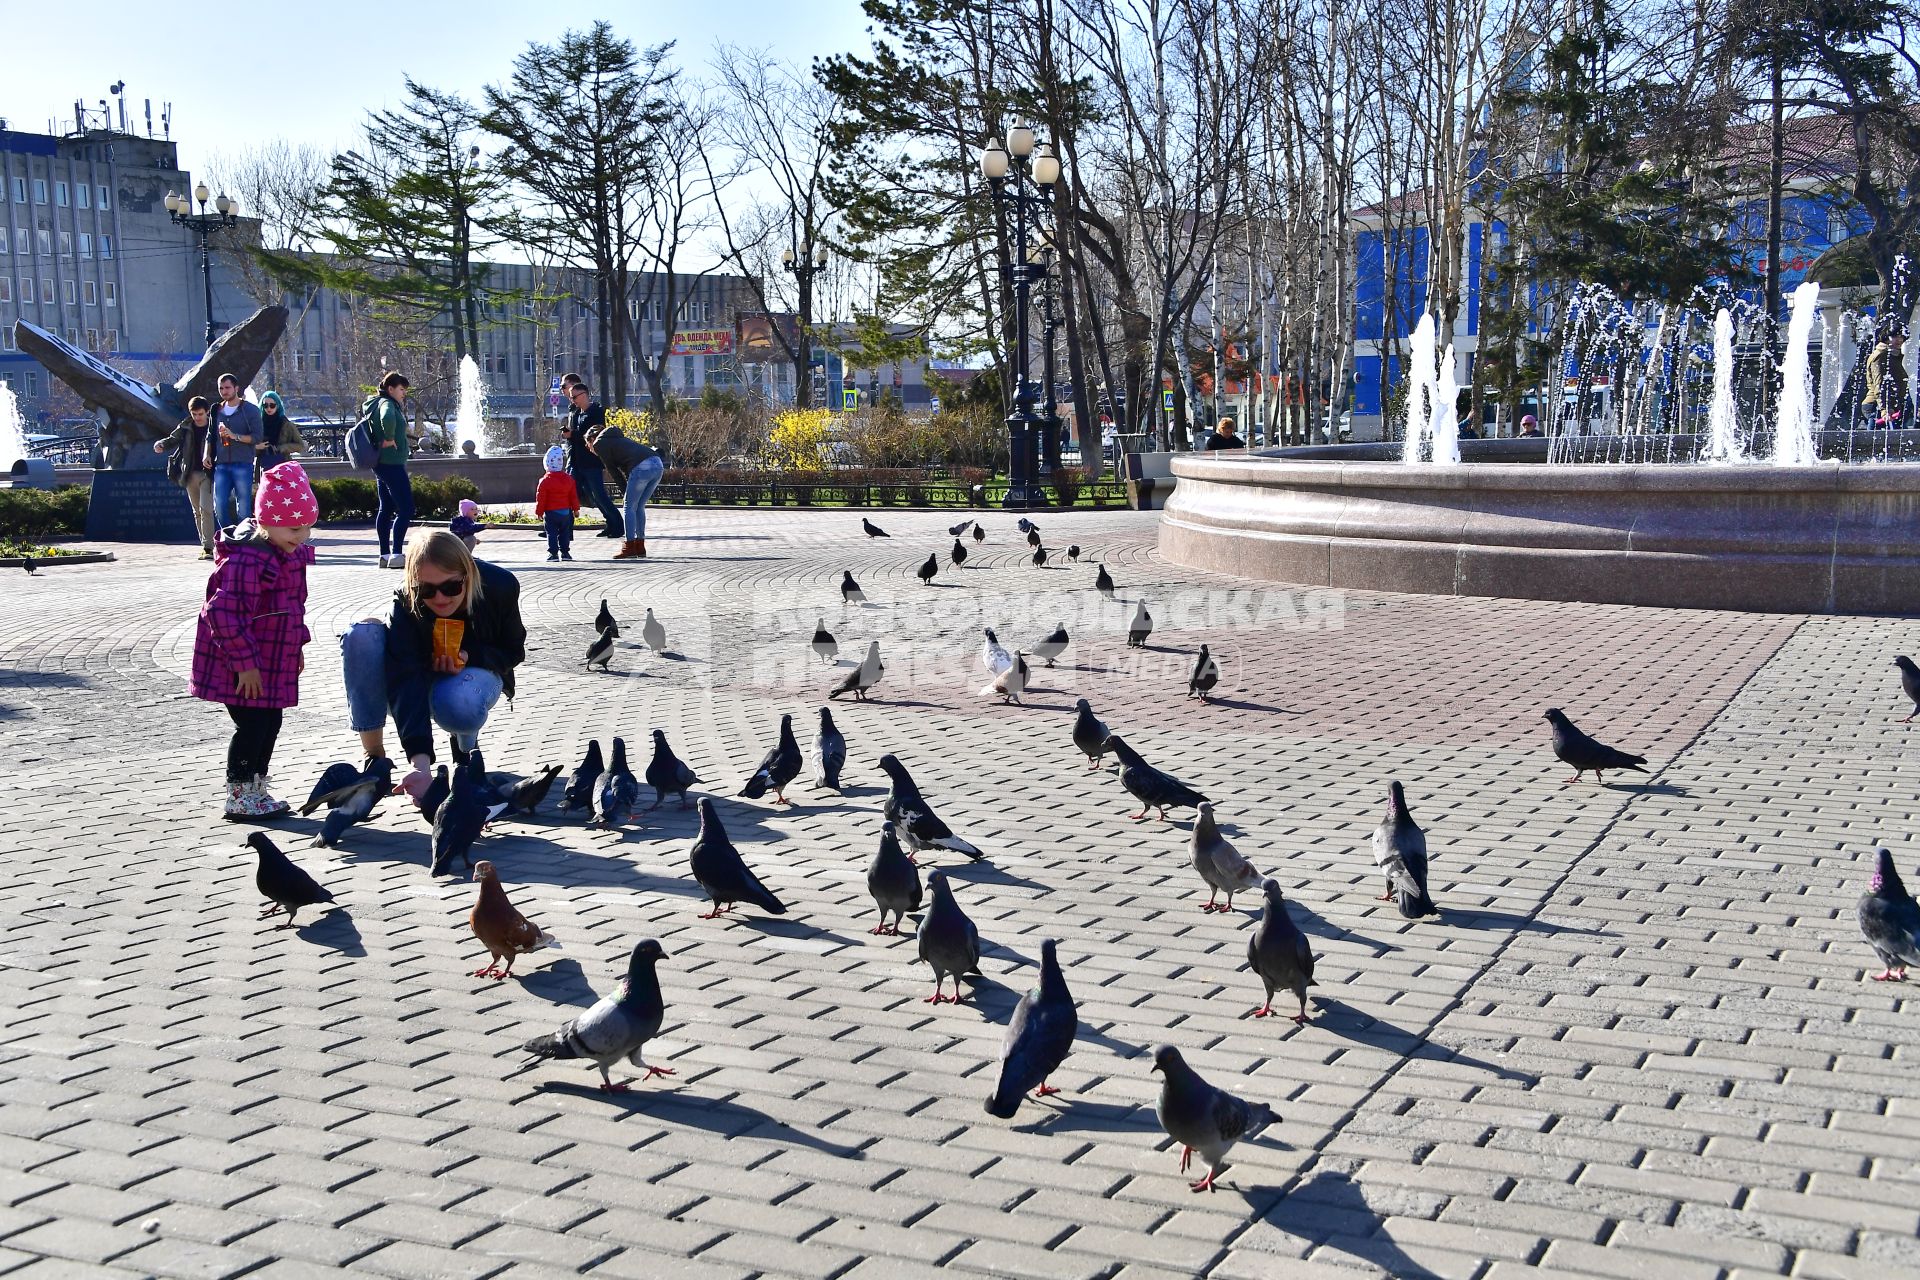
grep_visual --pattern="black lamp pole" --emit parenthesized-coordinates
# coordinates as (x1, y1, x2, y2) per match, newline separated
(1038, 246, 1064, 475)
(982, 128, 1061, 509)
(165, 184, 239, 348)
(782, 239, 829, 408)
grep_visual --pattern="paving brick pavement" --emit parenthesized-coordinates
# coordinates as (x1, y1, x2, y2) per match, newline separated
(0, 505, 1914, 1278)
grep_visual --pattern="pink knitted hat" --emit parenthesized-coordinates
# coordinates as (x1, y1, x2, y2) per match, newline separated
(458, 499, 480, 520)
(255, 461, 320, 527)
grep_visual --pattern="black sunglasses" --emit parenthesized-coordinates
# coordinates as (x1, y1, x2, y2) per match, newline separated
(415, 578, 465, 600)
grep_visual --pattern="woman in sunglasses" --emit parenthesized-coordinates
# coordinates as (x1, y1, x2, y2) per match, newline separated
(339, 530, 526, 801)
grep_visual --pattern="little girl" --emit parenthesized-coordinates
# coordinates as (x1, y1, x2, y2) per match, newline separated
(190, 461, 319, 820)
(534, 446, 580, 561)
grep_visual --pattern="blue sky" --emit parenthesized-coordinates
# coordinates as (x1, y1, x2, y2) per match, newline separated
(3, 0, 876, 183)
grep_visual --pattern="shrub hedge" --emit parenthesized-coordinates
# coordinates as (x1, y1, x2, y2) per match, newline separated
(0, 486, 89, 536)
(0, 475, 482, 536)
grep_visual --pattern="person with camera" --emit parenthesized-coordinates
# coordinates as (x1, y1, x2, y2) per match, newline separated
(561, 376, 623, 538)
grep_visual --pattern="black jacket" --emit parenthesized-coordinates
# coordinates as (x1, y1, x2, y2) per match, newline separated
(566, 402, 606, 474)
(383, 559, 526, 762)
(158, 416, 212, 480)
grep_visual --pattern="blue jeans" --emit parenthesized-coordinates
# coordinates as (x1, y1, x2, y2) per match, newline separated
(374, 463, 413, 558)
(543, 509, 574, 555)
(573, 468, 621, 532)
(341, 619, 503, 755)
(212, 463, 253, 528)
(623, 456, 665, 539)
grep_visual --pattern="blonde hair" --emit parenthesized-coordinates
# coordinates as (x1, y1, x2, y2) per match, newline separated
(405, 530, 484, 615)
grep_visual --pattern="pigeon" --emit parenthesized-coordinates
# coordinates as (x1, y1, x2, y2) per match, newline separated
(880, 753, 984, 860)
(1066, 545, 1081, 562)
(1031, 544, 1048, 568)
(811, 707, 847, 791)
(738, 713, 803, 805)
(431, 754, 492, 876)
(521, 939, 673, 1092)
(1248, 878, 1316, 1022)
(980, 628, 1014, 678)
(1897, 656, 1920, 722)
(561, 740, 604, 818)
(863, 518, 890, 538)
(841, 571, 867, 605)
(1544, 708, 1648, 784)
(1187, 645, 1220, 700)
(247, 832, 336, 929)
(1025, 527, 1042, 548)
(1017, 517, 1039, 534)
(644, 730, 699, 809)
(302, 757, 393, 847)
(688, 798, 787, 918)
(918, 869, 982, 1004)
(1096, 564, 1116, 599)
(1191, 802, 1262, 913)
(595, 598, 618, 637)
(640, 608, 667, 654)
(951, 538, 969, 568)
(1371, 781, 1437, 918)
(1030, 624, 1069, 667)
(416, 765, 450, 825)
(585, 626, 617, 673)
(918, 553, 938, 585)
(984, 938, 1077, 1117)
(1859, 848, 1920, 981)
(867, 826, 924, 936)
(810, 618, 838, 665)
(1106, 735, 1208, 821)
(596, 736, 642, 828)
(469, 860, 558, 979)
(949, 519, 974, 536)
(972, 523, 986, 544)
(1127, 599, 1153, 647)
(19, 554, 34, 576)
(982, 651, 1030, 704)
(828, 641, 885, 701)
(1071, 698, 1113, 770)
(487, 764, 563, 822)
(1151, 1045, 1274, 1193)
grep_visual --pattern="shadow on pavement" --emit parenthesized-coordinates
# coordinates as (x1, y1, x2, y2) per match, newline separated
(1244, 1168, 1450, 1280)
(294, 908, 365, 956)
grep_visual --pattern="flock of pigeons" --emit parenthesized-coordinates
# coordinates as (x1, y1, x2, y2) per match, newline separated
(237, 519, 1920, 1199)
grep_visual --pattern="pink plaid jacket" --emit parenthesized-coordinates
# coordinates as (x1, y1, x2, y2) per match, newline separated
(189, 524, 314, 709)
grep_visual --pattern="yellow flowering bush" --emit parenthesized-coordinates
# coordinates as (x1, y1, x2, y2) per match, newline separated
(766, 407, 836, 471)
(604, 406, 660, 445)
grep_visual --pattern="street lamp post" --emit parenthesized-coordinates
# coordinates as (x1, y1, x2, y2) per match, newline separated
(165, 183, 239, 348)
(1035, 235, 1065, 476)
(781, 240, 830, 408)
(981, 127, 1061, 509)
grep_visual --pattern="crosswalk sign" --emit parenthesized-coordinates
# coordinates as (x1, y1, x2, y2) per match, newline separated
(843, 388, 858, 411)
(1163, 389, 1174, 412)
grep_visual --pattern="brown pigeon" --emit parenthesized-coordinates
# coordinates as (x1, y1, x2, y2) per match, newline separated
(469, 860, 558, 979)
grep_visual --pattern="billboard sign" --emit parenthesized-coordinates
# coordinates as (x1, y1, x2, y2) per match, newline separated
(670, 328, 734, 356)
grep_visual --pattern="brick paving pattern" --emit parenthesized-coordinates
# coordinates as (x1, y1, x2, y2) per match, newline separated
(0, 505, 1913, 1278)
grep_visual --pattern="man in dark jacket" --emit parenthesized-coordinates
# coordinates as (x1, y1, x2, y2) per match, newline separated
(153, 395, 217, 558)
(563, 380, 623, 537)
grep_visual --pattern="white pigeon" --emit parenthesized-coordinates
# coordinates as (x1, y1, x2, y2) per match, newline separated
(640, 608, 668, 654)
(980, 652, 1030, 704)
(980, 628, 1014, 678)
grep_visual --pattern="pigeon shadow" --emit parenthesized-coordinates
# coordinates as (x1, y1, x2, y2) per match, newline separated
(1605, 780, 1690, 797)
(1440, 905, 1614, 938)
(294, 908, 366, 956)
(516, 956, 597, 1007)
(1307, 997, 1535, 1085)
(1020, 1097, 1155, 1136)
(1204, 696, 1298, 715)
(738, 916, 863, 951)
(1246, 1168, 1449, 1280)
(941, 860, 1049, 893)
(1278, 894, 1393, 955)
(534, 1080, 865, 1156)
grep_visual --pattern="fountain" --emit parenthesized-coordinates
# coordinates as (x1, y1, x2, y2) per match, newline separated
(1702, 309, 1744, 463)
(1771, 282, 1821, 467)
(0, 380, 24, 474)
(1398, 314, 1438, 465)
(455, 355, 490, 456)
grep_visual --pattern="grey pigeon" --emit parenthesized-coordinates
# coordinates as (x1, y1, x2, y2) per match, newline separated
(640, 608, 667, 654)
(595, 598, 618, 637)
(918, 869, 981, 1004)
(1127, 599, 1153, 647)
(981, 651, 1029, 704)
(951, 538, 969, 568)
(828, 640, 884, 701)
(1096, 564, 1116, 599)
(1860, 847, 1920, 981)
(485, 764, 563, 822)
(1066, 544, 1080, 561)
(1017, 517, 1039, 534)
(1897, 656, 1920, 721)
(1187, 645, 1220, 700)
(811, 618, 838, 665)
(1151, 1045, 1274, 1193)
(247, 832, 336, 929)
(561, 741, 604, 818)
(1031, 624, 1069, 667)
(1106, 735, 1208, 821)
(880, 754, 983, 860)
(1191, 802, 1261, 912)
(521, 939, 674, 1092)
(918, 553, 938, 585)
(811, 707, 847, 790)
(1071, 699, 1113, 770)
(949, 519, 974, 536)
(1544, 708, 1647, 783)
(1248, 878, 1316, 1022)
(585, 626, 617, 672)
(416, 765, 450, 825)
(644, 730, 699, 809)
(597, 736, 642, 828)
(984, 938, 1077, 1117)
(431, 754, 492, 876)
(841, 571, 866, 606)
(863, 517, 890, 538)
(866, 826, 924, 935)
(1371, 781, 1437, 917)
(302, 757, 393, 847)
(688, 798, 787, 918)
(972, 523, 986, 544)
(738, 714, 803, 805)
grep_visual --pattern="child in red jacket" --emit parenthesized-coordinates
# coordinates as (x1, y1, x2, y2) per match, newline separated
(190, 461, 318, 820)
(535, 445, 581, 561)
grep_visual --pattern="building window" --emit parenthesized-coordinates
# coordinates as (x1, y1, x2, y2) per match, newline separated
(24, 371, 35, 396)
(65, 328, 78, 347)
(104, 281, 116, 307)
(103, 328, 118, 351)
(521, 298, 534, 317)
(0, 228, 7, 254)
(0, 330, 12, 352)
(98, 185, 109, 210)
(19, 277, 30, 305)
(85, 328, 98, 351)
(9, 177, 22, 203)
(78, 233, 91, 258)
(0, 277, 9, 303)
(39, 279, 53, 304)
(58, 232, 71, 258)
(523, 351, 535, 374)
(54, 182, 68, 207)
(83, 280, 96, 306)
(35, 229, 50, 256)
(32, 179, 46, 204)
(76, 184, 89, 209)
(98, 235, 112, 259)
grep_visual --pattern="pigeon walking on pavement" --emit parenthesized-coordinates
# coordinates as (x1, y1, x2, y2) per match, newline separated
(841, 570, 868, 606)
(644, 730, 699, 810)
(688, 798, 787, 918)
(431, 755, 494, 876)
(982, 651, 1030, 705)
(585, 626, 617, 673)
(866, 826, 924, 936)
(1187, 645, 1220, 700)
(416, 765, 450, 825)
(1897, 656, 1920, 722)
(1026, 527, 1042, 549)
(1544, 708, 1648, 784)
(918, 553, 939, 585)
(1066, 545, 1081, 562)
(980, 628, 1013, 678)
(302, 757, 394, 847)
(863, 518, 890, 538)
(1106, 735, 1208, 821)
(596, 737, 642, 828)
(1151, 1045, 1274, 1193)
(1371, 781, 1437, 917)
(972, 523, 986, 544)
(1127, 599, 1153, 647)
(984, 939, 1077, 1117)
(561, 740, 604, 819)
(951, 538, 969, 568)
(738, 714, 803, 805)
(640, 608, 668, 654)
(918, 869, 981, 1004)
(949, 519, 975, 536)
(811, 707, 847, 791)
(1859, 847, 1920, 981)
(1191, 802, 1262, 913)
(1072, 699, 1114, 770)
(1017, 517, 1039, 534)
(1031, 544, 1049, 569)
(521, 939, 673, 1092)
(595, 598, 618, 637)
(247, 833, 336, 929)
(1096, 564, 1116, 599)
(469, 860, 558, 979)
(880, 754, 984, 861)
(1249, 879, 1316, 1022)
(810, 618, 838, 665)
(485, 764, 563, 822)
(1030, 624, 1069, 667)
(828, 641, 885, 701)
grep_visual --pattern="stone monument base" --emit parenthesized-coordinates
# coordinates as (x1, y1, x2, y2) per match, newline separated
(84, 470, 199, 543)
